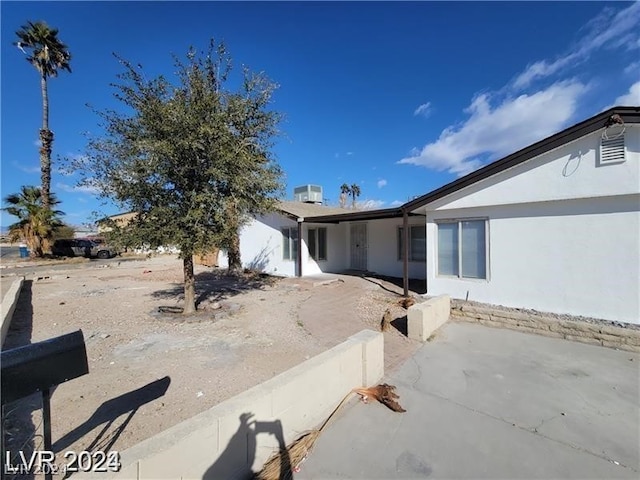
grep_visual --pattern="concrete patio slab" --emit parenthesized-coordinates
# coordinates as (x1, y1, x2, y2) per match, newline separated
(298, 322, 640, 479)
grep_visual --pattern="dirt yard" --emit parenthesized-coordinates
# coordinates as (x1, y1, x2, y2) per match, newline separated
(2, 255, 420, 462)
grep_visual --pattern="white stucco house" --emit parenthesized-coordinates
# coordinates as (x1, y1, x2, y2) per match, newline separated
(224, 106, 640, 324)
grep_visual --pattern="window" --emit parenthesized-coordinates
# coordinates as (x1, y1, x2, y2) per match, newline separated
(397, 225, 426, 262)
(437, 220, 487, 279)
(308, 227, 327, 261)
(282, 227, 298, 260)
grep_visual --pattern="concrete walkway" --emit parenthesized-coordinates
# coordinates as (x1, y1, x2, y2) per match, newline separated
(298, 322, 640, 479)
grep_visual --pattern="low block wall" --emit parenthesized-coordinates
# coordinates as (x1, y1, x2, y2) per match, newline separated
(452, 302, 640, 352)
(80, 329, 384, 479)
(407, 295, 451, 341)
(1, 278, 23, 349)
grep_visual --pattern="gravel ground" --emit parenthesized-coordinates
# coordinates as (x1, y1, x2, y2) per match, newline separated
(1, 255, 417, 470)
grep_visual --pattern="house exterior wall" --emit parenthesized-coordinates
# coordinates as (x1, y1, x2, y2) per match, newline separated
(231, 214, 428, 280)
(224, 213, 348, 277)
(424, 127, 639, 211)
(302, 222, 348, 276)
(424, 126, 640, 324)
(358, 218, 427, 279)
(220, 213, 298, 277)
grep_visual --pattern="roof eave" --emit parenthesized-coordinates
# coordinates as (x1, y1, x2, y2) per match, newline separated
(402, 106, 640, 213)
(304, 207, 404, 223)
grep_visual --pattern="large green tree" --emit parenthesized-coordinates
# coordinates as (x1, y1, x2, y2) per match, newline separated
(75, 41, 283, 313)
(2, 186, 64, 257)
(15, 21, 71, 214)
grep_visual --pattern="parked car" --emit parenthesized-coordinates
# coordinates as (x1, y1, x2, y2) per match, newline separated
(52, 239, 117, 259)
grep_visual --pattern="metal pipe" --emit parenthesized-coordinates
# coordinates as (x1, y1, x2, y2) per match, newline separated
(297, 219, 303, 277)
(403, 210, 409, 297)
(42, 388, 52, 480)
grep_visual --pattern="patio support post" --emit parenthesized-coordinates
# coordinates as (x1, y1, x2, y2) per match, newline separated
(297, 219, 303, 277)
(403, 210, 409, 297)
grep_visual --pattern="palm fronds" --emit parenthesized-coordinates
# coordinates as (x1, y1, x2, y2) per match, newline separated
(398, 297, 416, 309)
(353, 383, 406, 413)
(380, 308, 392, 332)
(255, 384, 405, 479)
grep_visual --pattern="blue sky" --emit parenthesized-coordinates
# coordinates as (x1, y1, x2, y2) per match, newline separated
(1, 1, 639, 229)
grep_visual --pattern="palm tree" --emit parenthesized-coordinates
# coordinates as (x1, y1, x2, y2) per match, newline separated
(339, 183, 350, 208)
(350, 184, 361, 209)
(3, 186, 64, 257)
(15, 21, 71, 213)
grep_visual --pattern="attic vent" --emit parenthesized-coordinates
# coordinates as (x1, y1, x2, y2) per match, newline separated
(599, 129, 625, 165)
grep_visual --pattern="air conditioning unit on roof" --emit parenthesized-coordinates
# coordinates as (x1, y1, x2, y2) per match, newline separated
(293, 185, 323, 204)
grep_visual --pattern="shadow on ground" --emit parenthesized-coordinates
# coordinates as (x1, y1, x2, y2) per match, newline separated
(53, 376, 171, 455)
(391, 314, 408, 336)
(342, 272, 427, 296)
(150, 270, 279, 309)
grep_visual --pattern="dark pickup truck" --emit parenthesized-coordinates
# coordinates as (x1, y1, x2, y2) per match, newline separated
(52, 239, 118, 259)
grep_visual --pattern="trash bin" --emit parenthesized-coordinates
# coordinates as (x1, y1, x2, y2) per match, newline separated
(19, 245, 28, 258)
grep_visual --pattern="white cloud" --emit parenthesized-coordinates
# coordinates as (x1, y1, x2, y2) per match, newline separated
(390, 200, 403, 207)
(358, 199, 385, 210)
(346, 151, 354, 156)
(624, 61, 640, 75)
(614, 81, 640, 106)
(399, 4, 637, 178)
(414, 102, 432, 118)
(56, 182, 99, 195)
(377, 179, 387, 188)
(13, 162, 40, 174)
(399, 81, 587, 176)
(512, 3, 640, 90)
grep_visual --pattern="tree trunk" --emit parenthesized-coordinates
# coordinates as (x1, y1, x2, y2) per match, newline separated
(27, 230, 43, 258)
(227, 231, 242, 274)
(39, 75, 52, 211)
(183, 255, 196, 314)
(227, 200, 242, 274)
(39, 129, 53, 209)
(39, 74, 53, 255)
(40, 235, 52, 257)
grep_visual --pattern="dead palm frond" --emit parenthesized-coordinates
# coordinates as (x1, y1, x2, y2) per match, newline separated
(380, 308, 392, 332)
(398, 297, 416, 309)
(255, 389, 354, 479)
(353, 383, 406, 412)
(255, 384, 405, 479)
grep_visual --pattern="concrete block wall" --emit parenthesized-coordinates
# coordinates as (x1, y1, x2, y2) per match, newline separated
(79, 329, 384, 479)
(452, 302, 640, 352)
(407, 295, 451, 341)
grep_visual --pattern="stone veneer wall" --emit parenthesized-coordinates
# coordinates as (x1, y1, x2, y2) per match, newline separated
(451, 301, 640, 353)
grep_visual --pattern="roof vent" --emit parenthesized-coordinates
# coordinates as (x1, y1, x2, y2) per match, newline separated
(599, 127, 625, 165)
(293, 185, 323, 204)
